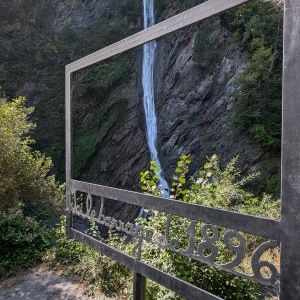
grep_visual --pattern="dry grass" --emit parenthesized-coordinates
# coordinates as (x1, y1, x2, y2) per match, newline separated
(240, 247, 280, 277)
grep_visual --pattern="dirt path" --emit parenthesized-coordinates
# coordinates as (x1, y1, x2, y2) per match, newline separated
(0, 267, 115, 300)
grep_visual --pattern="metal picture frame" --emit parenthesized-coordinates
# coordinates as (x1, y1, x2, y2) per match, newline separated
(65, 0, 300, 298)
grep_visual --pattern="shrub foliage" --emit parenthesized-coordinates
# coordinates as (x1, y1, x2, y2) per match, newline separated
(134, 155, 279, 299)
(0, 94, 64, 213)
(0, 155, 280, 299)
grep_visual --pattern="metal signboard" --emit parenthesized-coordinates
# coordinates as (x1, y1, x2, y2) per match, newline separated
(65, 0, 300, 298)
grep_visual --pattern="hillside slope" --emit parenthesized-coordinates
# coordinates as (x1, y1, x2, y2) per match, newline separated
(0, 0, 281, 218)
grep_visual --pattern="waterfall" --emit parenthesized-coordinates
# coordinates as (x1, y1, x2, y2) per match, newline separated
(141, 0, 169, 198)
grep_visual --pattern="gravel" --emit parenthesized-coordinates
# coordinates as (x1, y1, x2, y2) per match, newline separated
(0, 267, 115, 300)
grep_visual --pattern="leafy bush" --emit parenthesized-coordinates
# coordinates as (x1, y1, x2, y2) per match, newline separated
(132, 155, 280, 299)
(0, 208, 130, 297)
(0, 212, 92, 280)
(0, 209, 50, 277)
(43, 217, 90, 266)
(79, 154, 279, 299)
(0, 94, 64, 214)
(0, 155, 280, 299)
(0, 210, 46, 253)
(73, 250, 131, 298)
(43, 218, 131, 298)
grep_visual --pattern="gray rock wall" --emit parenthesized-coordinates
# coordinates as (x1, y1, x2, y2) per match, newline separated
(0, 0, 267, 220)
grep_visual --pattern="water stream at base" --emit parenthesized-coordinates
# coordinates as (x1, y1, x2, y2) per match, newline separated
(139, 0, 169, 212)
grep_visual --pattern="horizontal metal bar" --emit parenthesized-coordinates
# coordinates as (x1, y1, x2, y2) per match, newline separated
(66, 0, 250, 73)
(69, 229, 222, 300)
(70, 180, 281, 240)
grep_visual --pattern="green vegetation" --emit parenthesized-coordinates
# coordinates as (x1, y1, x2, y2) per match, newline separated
(0, 212, 86, 279)
(56, 155, 279, 299)
(0, 89, 128, 290)
(0, 94, 64, 214)
(0, 209, 54, 277)
(219, 0, 283, 197)
(68, 46, 130, 179)
(141, 154, 279, 218)
(0, 1, 283, 298)
(53, 15, 139, 179)
(222, 0, 283, 152)
(135, 155, 280, 299)
(72, 244, 131, 297)
(0, 154, 280, 299)
(0, 0, 142, 180)
(72, 98, 127, 178)
(0, 211, 131, 298)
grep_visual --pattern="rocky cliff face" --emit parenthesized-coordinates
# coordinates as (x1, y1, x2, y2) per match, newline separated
(155, 16, 264, 181)
(0, 0, 268, 219)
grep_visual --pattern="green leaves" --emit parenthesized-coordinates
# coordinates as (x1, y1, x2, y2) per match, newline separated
(138, 152, 278, 299)
(139, 163, 162, 196)
(150, 160, 160, 172)
(204, 162, 212, 169)
(170, 154, 191, 200)
(200, 170, 206, 176)
(0, 95, 64, 214)
(175, 167, 182, 173)
(179, 178, 186, 184)
(225, 0, 283, 152)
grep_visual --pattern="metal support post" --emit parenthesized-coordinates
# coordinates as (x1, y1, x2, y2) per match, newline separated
(280, 0, 300, 298)
(65, 70, 73, 235)
(133, 272, 146, 300)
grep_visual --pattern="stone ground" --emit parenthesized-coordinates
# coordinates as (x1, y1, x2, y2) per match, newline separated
(0, 267, 116, 300)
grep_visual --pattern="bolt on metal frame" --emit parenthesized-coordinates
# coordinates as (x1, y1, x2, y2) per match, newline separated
(65, 0, 300, 298)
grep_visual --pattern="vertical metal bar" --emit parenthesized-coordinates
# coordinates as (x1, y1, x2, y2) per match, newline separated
(65, 68, 73, 235)
(280, 0, 300, 298)
(133, 273, 146, 300)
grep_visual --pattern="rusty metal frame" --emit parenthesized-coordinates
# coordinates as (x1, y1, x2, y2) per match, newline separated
(65, 0, 300, 299)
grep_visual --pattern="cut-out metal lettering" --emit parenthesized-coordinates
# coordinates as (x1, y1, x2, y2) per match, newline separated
(70, 191, 279, 285)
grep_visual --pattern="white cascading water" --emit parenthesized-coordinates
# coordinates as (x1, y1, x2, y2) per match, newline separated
(141, 0, 169, 198)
